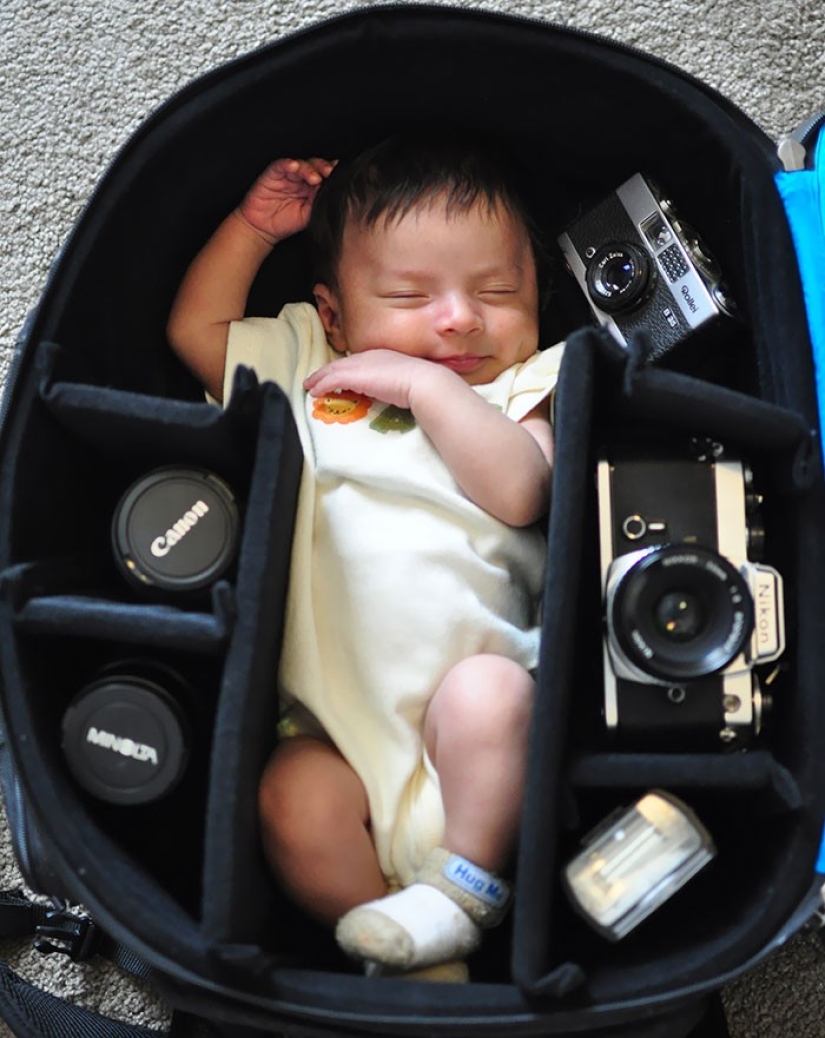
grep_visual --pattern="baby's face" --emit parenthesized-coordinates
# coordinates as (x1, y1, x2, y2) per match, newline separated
(314, 196, 540, 385)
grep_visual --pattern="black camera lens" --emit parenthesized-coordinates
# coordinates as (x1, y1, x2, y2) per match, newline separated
(653, 590, 707, 643)
(586, 242, 654, 313)
(609, 545, 754, 681)
(112, 466, 240, 594)
(62, 662, 191, 805)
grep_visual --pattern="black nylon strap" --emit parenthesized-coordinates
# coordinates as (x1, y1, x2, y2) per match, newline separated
(0, 889, 167, 1038)
(93, 933, 156, 985)
(0, 890, 153, 982)
(0, 960, 161, 1038)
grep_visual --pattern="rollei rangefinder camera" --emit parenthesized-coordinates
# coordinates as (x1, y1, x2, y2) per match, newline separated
(558, 174, 737, 362)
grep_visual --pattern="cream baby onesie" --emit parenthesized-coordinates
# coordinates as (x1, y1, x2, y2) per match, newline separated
(224, 302, 564, 886)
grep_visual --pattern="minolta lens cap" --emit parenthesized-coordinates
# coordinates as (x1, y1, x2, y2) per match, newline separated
(62, 671, 189, 805)
(112, 466, 239, 593)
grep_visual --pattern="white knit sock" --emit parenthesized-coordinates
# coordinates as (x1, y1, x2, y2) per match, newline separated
(335, 849, 511, 970)
(336, 883, 480, 969)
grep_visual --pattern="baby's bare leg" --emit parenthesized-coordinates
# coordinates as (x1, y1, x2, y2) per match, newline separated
(335, 655, 533, 971)
(258, 735, 388, 926)
(423, 654, 535, 872)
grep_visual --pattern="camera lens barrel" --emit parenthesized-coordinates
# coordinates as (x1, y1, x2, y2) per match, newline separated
(586, 242, 654, 313)
(608, 545, 754, 682)
(112, 466, 240, 594)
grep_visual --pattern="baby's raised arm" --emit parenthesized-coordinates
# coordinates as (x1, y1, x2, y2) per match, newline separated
(167, 157, 335, 401)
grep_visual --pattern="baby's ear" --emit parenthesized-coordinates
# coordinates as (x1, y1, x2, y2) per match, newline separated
(313, 283, 347, 353)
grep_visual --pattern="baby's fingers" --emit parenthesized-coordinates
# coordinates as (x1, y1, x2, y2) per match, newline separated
(302, 366, 337, 396)
(273, 156, 336, 186)
(303, 358, 355, 397)
(304, 156, 338, 177)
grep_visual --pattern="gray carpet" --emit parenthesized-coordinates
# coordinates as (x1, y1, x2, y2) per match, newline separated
(1, 1, 825, 1035)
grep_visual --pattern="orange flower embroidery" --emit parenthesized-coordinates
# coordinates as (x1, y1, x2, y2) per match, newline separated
(312, 391, 372, 425)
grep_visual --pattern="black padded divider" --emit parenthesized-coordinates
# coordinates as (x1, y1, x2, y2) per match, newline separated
(1, 557, 235, 652)
(568, 752, 803, 811)
(199, 381, 303, 945)
(513, 326, 600, 996)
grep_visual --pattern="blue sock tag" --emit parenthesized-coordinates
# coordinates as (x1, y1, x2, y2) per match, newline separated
(443, 856, 509, 908)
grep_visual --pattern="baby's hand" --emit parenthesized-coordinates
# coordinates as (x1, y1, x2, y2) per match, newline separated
(304, 350, 445, 411)
(236, 157, 336, 245)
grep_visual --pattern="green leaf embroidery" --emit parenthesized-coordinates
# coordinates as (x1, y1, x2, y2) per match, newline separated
(370, 405, 417, 434)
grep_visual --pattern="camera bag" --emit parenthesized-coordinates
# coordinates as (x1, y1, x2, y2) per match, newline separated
(1, 6, 825, 1037)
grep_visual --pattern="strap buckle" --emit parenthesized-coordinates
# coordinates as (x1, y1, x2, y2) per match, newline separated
(33, 899, 100, 961)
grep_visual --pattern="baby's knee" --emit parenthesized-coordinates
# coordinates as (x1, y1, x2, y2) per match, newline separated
(258, 745, 306, 851)
(258, 738, 366, 861)
(433, 654, 535, 735)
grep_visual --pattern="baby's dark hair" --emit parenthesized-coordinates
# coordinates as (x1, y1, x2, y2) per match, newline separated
(309, 136, 546, 290)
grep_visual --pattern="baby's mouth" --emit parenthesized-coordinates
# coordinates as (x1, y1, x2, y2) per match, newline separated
(436, 355, 485, 374)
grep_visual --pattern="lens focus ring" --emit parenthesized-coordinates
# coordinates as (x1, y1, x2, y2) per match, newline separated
(586, 242, 653, 313)
(607, 545, 754, 682)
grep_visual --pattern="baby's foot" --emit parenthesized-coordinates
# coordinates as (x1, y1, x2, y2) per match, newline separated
(335, 849, 510, 970)
(336, 883, 480, 969)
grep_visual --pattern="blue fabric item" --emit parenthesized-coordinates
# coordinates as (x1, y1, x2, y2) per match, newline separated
(776, 127, 825, 461)
(817, 822, 825, 874)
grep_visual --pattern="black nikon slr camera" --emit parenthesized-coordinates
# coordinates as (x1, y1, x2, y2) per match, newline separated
(597, 440, 784, 749)
(558, 173, 737, 362)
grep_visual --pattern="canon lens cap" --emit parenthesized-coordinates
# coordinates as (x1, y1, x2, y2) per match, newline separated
(62, 667, 190, 805)
(112, 466, 239, 594)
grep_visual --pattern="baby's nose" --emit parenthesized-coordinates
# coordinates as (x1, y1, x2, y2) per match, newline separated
(437, 293, 482, 335)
